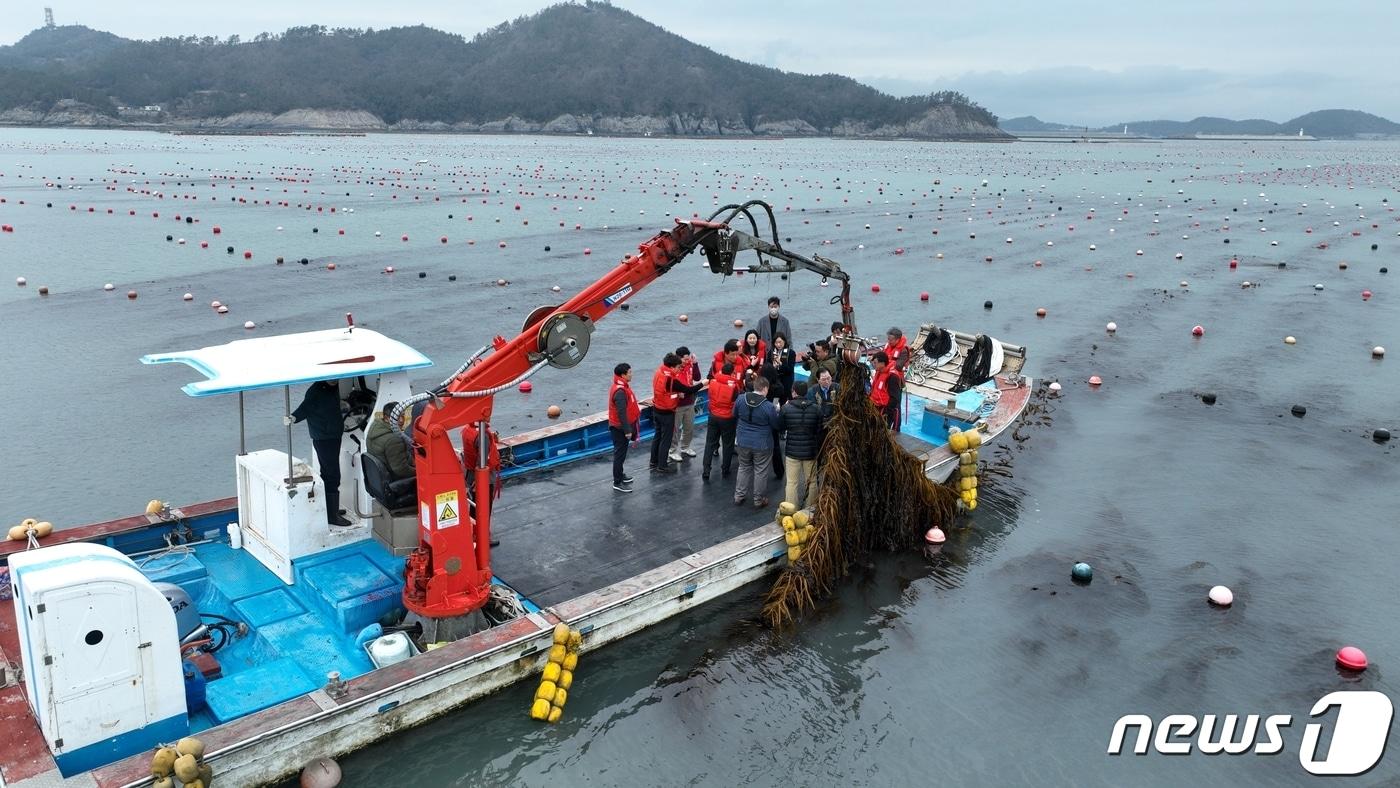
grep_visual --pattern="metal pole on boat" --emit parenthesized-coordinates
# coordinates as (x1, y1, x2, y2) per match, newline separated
(284, 385, 295, 486)
(239, 391, 247, 456)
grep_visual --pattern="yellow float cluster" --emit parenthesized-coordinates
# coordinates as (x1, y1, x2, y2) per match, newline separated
(150, 736, 213, 788)
(948, 428, 983, 511)
(530, 622, 583, 723)
(6, 518, 53, 542)
(777, 502, 813, 562)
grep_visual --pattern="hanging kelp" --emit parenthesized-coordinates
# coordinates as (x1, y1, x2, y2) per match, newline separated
(763, 359, 961, 628)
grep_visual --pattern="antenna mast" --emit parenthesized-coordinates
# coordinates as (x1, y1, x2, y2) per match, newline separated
(44, 7, 55, 28)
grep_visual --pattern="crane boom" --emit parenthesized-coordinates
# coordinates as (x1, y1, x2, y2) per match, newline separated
(399, 202, 853, 622)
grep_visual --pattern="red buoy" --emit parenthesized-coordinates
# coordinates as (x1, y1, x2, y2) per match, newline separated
(1192, 325, 1205, 336)
(1336, 646, 1368, 671)
(920, 292, 929, 301)
(518, 381, 533, 393)
(243, 251, 252, 259)
(871, 284, 881, 293)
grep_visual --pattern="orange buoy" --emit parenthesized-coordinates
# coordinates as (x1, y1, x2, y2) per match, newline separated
(1088, 375, 1102, 386)
(547, 405, 562, 419)
(678, 314, 688, 323)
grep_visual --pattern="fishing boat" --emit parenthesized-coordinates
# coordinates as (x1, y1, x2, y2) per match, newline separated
(1, 210, 1030, 787)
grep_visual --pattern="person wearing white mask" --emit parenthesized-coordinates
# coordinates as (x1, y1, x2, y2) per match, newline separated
(756, 295, 793, 350)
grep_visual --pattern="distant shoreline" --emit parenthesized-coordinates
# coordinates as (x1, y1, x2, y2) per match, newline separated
(0, 122, 1015, 143)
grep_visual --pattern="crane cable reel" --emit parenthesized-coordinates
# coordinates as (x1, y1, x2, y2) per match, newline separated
(535, 311, 593, 370)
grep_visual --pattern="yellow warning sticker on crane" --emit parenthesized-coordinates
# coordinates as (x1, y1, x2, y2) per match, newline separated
(436, 490, 460, 529)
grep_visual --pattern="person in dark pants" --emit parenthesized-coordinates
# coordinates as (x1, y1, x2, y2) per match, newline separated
(870, 351, 903, 430)
(288, 379, 352, 526)
(701, 362, 740, 481)
(649, 353, 704, 474)
(608, 363, 640, 493)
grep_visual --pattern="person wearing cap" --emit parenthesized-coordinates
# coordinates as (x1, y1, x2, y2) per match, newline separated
(669, 346, 704, 462)
(757, 295, 793, 350)
(883, 327, 910, 373)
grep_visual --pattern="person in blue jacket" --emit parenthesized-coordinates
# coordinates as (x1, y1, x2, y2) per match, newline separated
(733, 376, 780, 509)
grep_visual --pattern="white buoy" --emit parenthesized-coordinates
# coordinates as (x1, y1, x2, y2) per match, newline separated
(244, 320, 255, 329)
(299, 756, 342, 788)
(217, 305, 229, 314)
(210, 300, 222, 308)
(16, 277, 26, 286)
(1314, 284, 1324, 291)
(1374, 346, 1386, 358)
(1208, 585, 1234, 607)
(1284, 336, 1296, 345)
(1048, 381, 1062, 393)
(1088, 244, 1097, 251)
(1106, 322, 1117, 333)
(103, 283, 115, 291)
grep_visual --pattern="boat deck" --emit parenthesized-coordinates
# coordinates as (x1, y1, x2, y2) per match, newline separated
(493, 444, 787, 608)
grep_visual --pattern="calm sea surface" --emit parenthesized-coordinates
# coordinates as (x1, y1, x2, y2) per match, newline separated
(1, 130, 1397, 786)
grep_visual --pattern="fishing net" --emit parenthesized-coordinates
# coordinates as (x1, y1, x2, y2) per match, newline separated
(762, 358, 960, 628)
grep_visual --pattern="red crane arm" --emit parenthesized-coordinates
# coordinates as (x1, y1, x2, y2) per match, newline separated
(402, 218, 728, 619)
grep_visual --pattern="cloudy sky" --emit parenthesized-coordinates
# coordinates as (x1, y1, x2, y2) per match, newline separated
(7, 0, 1396, 125)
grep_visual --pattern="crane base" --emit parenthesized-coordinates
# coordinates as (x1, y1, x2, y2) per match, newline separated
(403, 609, 492, 644)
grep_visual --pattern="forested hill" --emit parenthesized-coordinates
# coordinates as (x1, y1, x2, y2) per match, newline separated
(0, 2, 1008, 139)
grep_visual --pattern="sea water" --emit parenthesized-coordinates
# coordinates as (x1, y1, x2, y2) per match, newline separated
(1, 129, 1397, 786)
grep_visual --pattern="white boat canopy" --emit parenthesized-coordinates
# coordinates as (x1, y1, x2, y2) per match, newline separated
(141, 327, 434, 397)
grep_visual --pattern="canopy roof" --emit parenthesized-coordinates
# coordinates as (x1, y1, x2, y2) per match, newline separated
(141, 328, 433, 397)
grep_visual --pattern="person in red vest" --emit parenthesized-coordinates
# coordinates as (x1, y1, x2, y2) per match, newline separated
(710, 338, 746, 380)
(869, 351, 903, 430)
(883, 327, 910, 373)
(669, 346, 704, 462)
(608, 363, 641, 493)
(701, 362, 741, 481)
(651, 352, 704, 474)
(739, 329, 766, 384)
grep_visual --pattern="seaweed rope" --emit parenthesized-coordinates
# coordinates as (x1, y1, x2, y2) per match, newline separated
(763, 359, 961, 628)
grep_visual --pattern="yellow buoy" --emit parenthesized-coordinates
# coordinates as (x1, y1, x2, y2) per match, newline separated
(145, 500, 165, 515)
(548, 644, 567, 664)
(547, 706, 563, 723)
(949, 431, 969, 453)
(781, 515, 795, 531)
(176, 737, 205, 759)
(20, 518, 37, 529)
(153, 777, 174, 788)
(966, 429, 983, 448)
(530, 698, 551, 719)
(968, 499, 978, 511)
(553, 687, 568, 707)
(959, 451, 973, 464)
(34, 521, 53, 537)
(567, 630, 582, 650)
(7, 525, 26, 541)
(542, 662, 561, 683)
(792, 511, 810, 528)
(173, 753, 200, 783)
(558, 669, 573, 689)
(563, 652, 578, 671)
(784, 530, 800, 547)
(535, 680, 557, 701)
(552, 623, 570, 645)
(150, 746, 177, 778)
(197, 763, 213, 786)
(787, 546, 801, 562)
(778, 501, 798, 516)
(799, 527, 813, 544)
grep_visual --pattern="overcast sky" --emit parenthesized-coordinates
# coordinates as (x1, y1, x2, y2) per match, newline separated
(7, 0, 1396, 125)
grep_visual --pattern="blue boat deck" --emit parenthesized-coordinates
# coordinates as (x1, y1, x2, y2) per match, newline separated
(139, 540, 409, 731)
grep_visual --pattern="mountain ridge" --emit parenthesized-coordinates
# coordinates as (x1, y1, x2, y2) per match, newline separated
(999, 109, 1400, 138)
(0, 4, 1008, 139)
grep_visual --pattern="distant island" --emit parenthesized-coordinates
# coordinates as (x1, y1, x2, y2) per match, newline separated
(0, 1, 1008, 140)
(1000, 110, 1400, 139)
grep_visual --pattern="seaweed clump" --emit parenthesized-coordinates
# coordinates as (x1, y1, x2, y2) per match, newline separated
(763, 359, 960, 627)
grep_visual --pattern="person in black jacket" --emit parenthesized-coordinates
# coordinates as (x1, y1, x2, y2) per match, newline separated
(287, 379, 351, 526)
(762, 332, 797, 404)
(776, 381, 822, 509)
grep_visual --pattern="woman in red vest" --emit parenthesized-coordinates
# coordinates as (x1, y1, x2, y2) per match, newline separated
(608, 363, 641, 492)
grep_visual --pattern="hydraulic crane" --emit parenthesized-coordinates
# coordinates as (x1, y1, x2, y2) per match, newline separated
(392, 200, 854, 629)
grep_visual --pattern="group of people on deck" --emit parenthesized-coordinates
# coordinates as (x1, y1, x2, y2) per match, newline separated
(607, 295, 913, 510)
